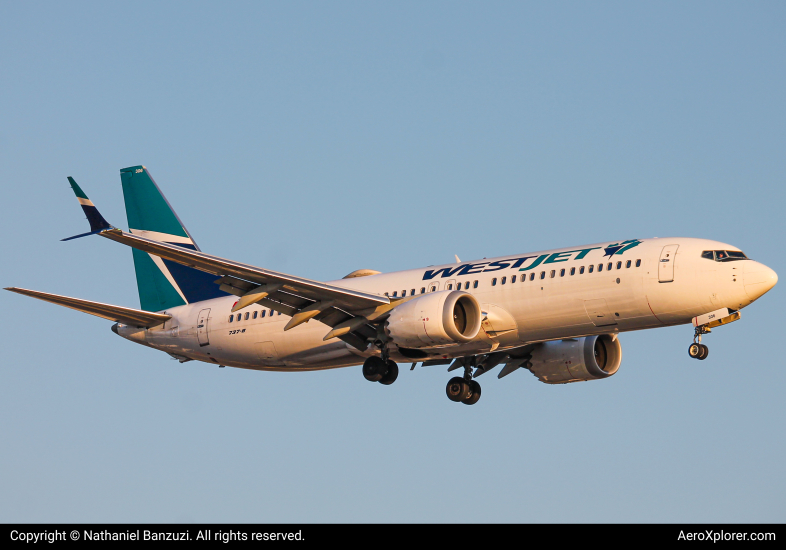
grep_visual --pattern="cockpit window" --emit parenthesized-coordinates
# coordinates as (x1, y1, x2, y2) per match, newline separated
(701, 250, 749, 262)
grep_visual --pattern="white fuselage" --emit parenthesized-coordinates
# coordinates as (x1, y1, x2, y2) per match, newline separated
(115, 237, 777, 371)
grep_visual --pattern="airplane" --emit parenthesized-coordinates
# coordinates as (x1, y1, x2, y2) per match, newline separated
(6, 166, 778, 404)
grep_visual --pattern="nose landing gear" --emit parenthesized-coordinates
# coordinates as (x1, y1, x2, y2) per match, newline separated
(688, 342, 709, 360)
(688, 326, 710, 360)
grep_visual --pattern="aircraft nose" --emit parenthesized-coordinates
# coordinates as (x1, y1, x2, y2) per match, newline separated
(743, 261, 778, 300)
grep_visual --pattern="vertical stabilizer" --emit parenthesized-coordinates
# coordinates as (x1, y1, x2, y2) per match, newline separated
(120, 166, 228, 312)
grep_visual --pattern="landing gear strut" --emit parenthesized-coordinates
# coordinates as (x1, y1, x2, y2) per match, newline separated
(362, 356, 399, 385)
(688, 326, 710, 360)
(446, 357, 481, 405)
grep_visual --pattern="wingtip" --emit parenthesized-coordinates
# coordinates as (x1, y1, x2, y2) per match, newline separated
(63, 175, 112, 233)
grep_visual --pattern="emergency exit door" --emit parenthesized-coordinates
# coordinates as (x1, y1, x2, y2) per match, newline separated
(197, 308, 211, 346)
(658, 245, 679, 283)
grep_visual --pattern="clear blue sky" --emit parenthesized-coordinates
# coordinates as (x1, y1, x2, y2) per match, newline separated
(1, 1, 784, 522)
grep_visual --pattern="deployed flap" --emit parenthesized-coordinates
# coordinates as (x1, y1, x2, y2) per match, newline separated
(5, 287, 171, 327)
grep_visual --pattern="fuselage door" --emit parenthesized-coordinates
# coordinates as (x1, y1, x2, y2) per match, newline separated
(428, 281, 440, 293)
(658, 245, 679, 283)
(197, 308, 211, 346)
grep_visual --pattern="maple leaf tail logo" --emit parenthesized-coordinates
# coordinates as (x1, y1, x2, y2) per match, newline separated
(603, 239, 642, 258)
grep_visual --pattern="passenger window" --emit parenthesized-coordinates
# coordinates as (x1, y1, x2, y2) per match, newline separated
(598, 264, 603, 272)
(540, 271, 546, 280)
(550, 270, 555, 278)
(393, 291, 398, 296)
(580, 266, 585, 274)
(607, 262, 613, 271)
(420, 287, 426, 294)
(402, 290, 406, 296)
(473, 280, 478, 288)
(446, 285, 452, 290)
(253, 311, 258, 319)
(244, 312, 250, 320)
(530, 273, 535, 281)
(229, 315, 234, 323)
(384, 292, 389, 296)
(502, 276, 507, 285)
(278, 311, 281, 316)
(270, 309, 274, 316)
(626, 260, 631, 268)
(511, 275, 516, 283)
(491, 278, 497, 286)
(261, 310, 266, 318)
(616, 261, 621, 269)
(411, 289, 415, 295)
(636, 259, 641, 267)
(589, 265, 594, 273)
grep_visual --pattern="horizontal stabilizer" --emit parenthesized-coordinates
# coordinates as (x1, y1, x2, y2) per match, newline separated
(5, 287, 171, 327)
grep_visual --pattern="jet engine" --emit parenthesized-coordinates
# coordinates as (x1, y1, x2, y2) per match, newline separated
(529, 335, 622, 384)
(385, 291, 482, 348)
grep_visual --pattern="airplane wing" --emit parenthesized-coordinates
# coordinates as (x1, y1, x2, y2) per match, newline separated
(98, 229, 390, 350)
(58, 178, 392, 351)
(5, 287, 171, 327)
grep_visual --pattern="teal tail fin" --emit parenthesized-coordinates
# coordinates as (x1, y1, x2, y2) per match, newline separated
(120, 166, 228, 312)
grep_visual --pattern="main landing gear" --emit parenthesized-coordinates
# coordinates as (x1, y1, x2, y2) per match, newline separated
(446, 357, 481, 405)
(688, 325, 710, 360)
(362, 356, 399, 385)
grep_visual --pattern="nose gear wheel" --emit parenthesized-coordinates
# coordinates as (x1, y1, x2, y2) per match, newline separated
(689, 325, 710, 360)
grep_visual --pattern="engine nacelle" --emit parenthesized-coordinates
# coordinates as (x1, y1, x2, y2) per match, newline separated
(385, 291, 482, 349)
(529, 335, 622, 384)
